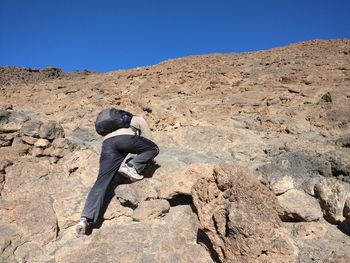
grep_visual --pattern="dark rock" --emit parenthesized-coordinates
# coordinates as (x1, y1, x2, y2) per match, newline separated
(39, 121, 65, 141)
(0, 110, 10, 124)
(21, 120, 42, 138)
(257, 151, 333, 187)
(319, 92, 333, 104)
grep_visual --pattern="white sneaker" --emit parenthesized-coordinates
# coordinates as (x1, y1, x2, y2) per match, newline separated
(119, 163, 144, 182)
(76, 217, 90, 235)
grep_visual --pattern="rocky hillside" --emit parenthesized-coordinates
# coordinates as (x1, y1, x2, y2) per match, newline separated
(0, 39, 350, 263)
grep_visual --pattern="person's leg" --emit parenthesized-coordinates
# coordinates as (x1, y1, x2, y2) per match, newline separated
(124, 136, 159, 173)
(80, 138, 125, 224)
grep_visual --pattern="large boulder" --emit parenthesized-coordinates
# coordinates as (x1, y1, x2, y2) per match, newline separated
(314, 178, 350, 224)
(192, 165, 297, 263)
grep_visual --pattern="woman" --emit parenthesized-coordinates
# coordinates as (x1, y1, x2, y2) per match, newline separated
(76, 110, 159, 235)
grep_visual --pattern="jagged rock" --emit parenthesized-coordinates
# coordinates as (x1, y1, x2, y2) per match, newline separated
(300, 176, 322, 196)
(34, 138, 50, 148)
(270, 175, 294, 195)
(192, 165, 296, 263)
(115, 179, 159, 207)
(39, 121, 65, 141)
(315, 178, 350, 224)
(278, 189, 323, 222)
(132, 199, 170, 221)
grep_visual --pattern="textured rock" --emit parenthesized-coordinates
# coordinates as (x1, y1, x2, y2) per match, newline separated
(21, 120, 42, 137)
(7, 193, 58, 246)
(270, 175, 294, 195)
(115, 179, 159, 207)
(315, 178, 350, 224)
(157, 163, 213, 199)
(192, 165, 296, 263)
(132, 199, 170, 221)
(52, 206, 213, 263)
(39, 121, 65, 140)
(278, 189, 323, 222)
(34, 138, 50, 148)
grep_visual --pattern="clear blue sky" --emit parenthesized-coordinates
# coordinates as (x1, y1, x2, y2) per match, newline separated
(1, 0, 349, 72)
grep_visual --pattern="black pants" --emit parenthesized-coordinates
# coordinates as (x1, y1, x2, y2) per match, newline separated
(81, 135, 159, 223)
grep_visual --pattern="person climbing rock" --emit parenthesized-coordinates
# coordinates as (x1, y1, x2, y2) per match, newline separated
(76, 108, 159, 235)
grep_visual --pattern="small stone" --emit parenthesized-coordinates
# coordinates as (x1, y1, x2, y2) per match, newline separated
(43, 147, 65, 158)
(52, 138, 69, 149)
(34, 138, 50, 148)
(270, 176, 294, 195)
(32, 147, 44, 157)
(21, 136, 37, 145)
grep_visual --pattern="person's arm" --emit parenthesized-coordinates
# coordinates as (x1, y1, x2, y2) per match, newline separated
(130, 115, 153, 140)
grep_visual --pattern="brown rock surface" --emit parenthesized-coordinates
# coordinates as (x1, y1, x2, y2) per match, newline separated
(192, 164, 296, 263)
(314, 177, 350, 224)
(1, 39, 350, 262)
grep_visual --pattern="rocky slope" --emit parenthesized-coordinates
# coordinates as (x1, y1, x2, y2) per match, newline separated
(0, 39, 350, 263)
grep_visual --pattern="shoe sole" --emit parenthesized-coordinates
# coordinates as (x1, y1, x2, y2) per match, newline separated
(119, 170, 143, 182)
